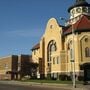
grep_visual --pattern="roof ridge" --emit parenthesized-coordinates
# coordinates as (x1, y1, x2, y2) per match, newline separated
(31, 43, 40, 50)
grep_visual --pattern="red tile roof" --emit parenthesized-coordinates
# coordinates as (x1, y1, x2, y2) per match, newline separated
(31, 43, 40, 50)
(64, 15, 90, 35)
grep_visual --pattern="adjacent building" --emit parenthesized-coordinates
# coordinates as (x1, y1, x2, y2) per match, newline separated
(0, 55, 18, 80)
(0, 55, 32, 80)
(31, 0, 90, 81)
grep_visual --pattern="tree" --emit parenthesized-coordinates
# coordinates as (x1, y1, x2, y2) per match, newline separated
(19, 61, 38, 79)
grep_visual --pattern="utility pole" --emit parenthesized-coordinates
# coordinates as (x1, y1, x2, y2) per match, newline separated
(60, 17, 76, 88)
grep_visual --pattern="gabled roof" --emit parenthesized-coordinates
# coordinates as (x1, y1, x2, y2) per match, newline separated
(63, 15, 90, 35)
(31, 43, 40, 50)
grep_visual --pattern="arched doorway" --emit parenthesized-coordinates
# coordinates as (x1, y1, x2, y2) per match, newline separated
(80, 63, 90, 83)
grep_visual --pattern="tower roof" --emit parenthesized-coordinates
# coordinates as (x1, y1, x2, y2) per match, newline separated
(63, 15, 90, 35)
(68, 0, 90, 12)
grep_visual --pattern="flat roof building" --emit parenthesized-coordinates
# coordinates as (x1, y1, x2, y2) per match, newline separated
(0, 55, 32, 80)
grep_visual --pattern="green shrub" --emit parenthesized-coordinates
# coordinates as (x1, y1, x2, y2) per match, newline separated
(59, 75, 67, 81)
(78, 76, 83, 81)
(67, 76, 72, 81)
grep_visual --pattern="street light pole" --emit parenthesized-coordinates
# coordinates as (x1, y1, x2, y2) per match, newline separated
(60, 17, 76, 88)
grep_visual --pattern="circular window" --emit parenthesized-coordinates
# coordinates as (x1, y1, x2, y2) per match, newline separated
(71, 9, 75, 14)
(76, 8, 82, 13)
(82, 7, 88, 13)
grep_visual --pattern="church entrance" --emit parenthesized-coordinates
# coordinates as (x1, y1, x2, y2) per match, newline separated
(80, 63, 90, 84)
(83, 63, 90, 81)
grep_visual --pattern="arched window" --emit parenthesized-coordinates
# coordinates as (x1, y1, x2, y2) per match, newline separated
(70, 49, 73, 60)
(67, 40, 72, 50)
(67, 40, 73, 61)
(85, 38, 88, 42)
(48, 40, 57, 52)
(50, 44, 56, 52)
(47, 40, 57, 62)
(47, 40, 57, 73)
(85, 47, 90, 57)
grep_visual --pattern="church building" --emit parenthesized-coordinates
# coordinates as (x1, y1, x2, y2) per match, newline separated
(31, 0, 90, 81)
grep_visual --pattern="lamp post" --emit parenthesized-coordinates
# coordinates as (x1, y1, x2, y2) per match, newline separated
(60, 17, 76, 88)
(71, 21, 76, 88)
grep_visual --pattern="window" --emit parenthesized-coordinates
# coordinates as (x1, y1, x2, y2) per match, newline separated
(67, 40, 72, 50)
(34, 50, 36, 55)
(50, 25, 53, 29)
(85, 38, 88, 42)
(85, 47, 90, 57)
(70, 49, 73, 60)
(47, 40, 57, 68)
(53, 57, 55, 64)
(57, 56, 59, 64)
(48, 40, 57, 52)
(50, 44, 56, 52)
(76, 8, 82, 13)
(82, 7, 88, 13)
(48, 63, 50, 67)
(88, 7, 90, 13)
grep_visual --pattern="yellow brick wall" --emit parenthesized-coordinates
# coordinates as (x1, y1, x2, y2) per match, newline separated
(31, 17, 90, 78)
(0, 56, 12, 74)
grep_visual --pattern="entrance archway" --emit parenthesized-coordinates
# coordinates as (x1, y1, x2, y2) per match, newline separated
(80, 63, 90, 82)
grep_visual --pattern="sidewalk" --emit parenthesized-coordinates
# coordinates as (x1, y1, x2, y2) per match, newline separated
(0, 80, 89, 90)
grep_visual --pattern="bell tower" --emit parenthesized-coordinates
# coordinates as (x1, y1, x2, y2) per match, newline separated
(68, 0, 90, 19)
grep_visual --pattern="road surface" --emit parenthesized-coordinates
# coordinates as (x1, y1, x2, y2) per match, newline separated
(0, 83, 70, 90)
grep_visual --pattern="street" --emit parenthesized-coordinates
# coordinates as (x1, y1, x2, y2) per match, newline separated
(0, 80, 90, 90)
(0, 83, 70, 90)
